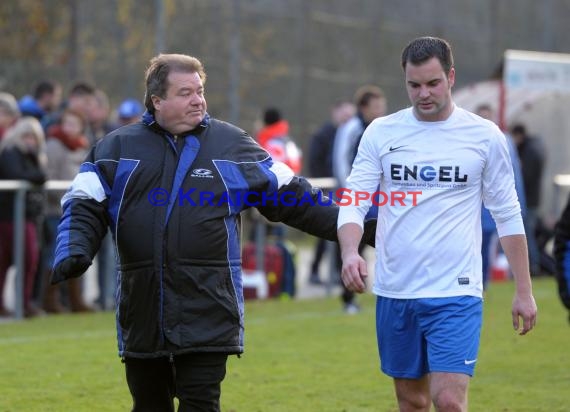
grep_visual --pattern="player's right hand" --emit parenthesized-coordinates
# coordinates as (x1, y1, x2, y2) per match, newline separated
(341, 252, 368, 293)
(512, 292, 537, 335)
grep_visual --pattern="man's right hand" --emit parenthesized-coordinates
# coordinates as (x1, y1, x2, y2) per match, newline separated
(341, 251, 368, 293)
(51, 256, 92, 284)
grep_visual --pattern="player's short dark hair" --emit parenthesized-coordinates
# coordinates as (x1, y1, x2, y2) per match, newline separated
(401, 36, 454, 75)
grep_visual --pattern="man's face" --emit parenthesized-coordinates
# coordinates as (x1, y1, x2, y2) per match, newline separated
(43, 87, 62, 112)
(90, 100, 110, 125)
(68, 94, 97, 121)
(22, 133, 38, 152)
(62, 113, 83, 137)
(405, 57, 455, 122)
(332, 103, 356, 126)
(0, 109, 17, 129)
(361, 96, 386, 124)
(152, 71, 207, 135)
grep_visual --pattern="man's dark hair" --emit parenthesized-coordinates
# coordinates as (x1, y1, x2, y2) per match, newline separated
(475, 103, 493, 113)
(263, 108, 281, 125)
(144, 54, 206, 114)
(401, 36, 454, 75)
(510, 124, 527, 136)
(353, 85, 385, 109)
(33, 81, 58, 100)
(69, 82, 96, 97)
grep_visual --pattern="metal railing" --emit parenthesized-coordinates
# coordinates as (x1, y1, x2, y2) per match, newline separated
(4, 174, 568, 317)
(0, 177, 341, 319)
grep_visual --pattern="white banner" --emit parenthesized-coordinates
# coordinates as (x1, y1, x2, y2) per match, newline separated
(504, 49, 570, 92)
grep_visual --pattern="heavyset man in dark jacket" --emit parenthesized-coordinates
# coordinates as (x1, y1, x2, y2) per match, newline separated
(51, 53, 376, 411)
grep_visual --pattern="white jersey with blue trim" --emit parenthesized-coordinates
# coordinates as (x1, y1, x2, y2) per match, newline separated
(338, 105, 525, 299)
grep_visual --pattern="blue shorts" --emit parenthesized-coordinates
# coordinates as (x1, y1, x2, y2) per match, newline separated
(376, 295, 483, 379)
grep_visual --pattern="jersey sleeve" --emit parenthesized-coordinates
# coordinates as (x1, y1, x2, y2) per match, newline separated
(482, 129, 525, 237)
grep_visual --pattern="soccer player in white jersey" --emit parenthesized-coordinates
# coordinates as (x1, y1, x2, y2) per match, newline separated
(337, 36, 537, 412)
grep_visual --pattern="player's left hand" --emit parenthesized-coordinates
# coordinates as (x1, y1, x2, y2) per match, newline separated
(512, 293, 537, 335)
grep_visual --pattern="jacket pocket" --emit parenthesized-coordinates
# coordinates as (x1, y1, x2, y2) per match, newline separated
(166, 265, 242, 348)
(117, 266, 162, 353)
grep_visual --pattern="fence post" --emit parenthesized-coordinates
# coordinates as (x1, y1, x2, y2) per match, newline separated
(324, 240, 338, 297)
(12, 186, 27, 320)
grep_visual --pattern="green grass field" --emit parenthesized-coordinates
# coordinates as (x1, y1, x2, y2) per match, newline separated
(0, 277, 568, 411)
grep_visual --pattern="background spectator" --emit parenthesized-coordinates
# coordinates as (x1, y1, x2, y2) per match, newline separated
(475, 104, 526, 288)
(0, 92, 21, 139)
(332, 85, 386, 313)
(90, 89, 115, 141)
(511, 123, 546, 276)
(116, 98, 144, 126)
(18, 80, 62, 122)
(307, 100, 355, 285)
(89, 89, 117, 310)
(43, 82, 97, 143)
(42, 109, 92, 313)
(257, 107, 302, 174)
(0, 117, 47, 317)
(332, 85, 386, 188)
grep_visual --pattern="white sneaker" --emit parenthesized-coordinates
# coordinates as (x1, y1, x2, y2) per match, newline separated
(344, 302, 360, 315)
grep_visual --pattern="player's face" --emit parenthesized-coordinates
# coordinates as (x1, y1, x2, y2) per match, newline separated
(405, 57, 455, 122)
(152, 71, 207, 135)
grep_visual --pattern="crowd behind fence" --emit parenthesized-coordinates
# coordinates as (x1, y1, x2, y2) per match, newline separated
(2, 175, 569, 320)
(0, 177, 341, 320)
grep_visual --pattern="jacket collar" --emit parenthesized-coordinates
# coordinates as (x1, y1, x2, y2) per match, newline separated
(142, 110, 210, 136)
